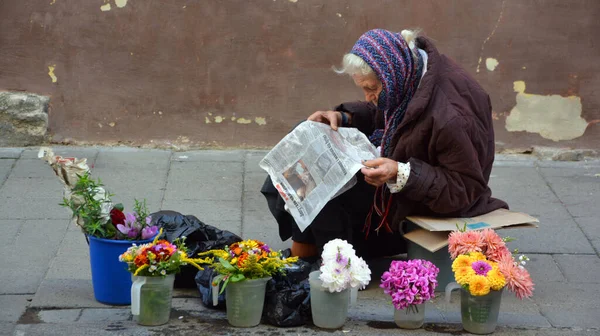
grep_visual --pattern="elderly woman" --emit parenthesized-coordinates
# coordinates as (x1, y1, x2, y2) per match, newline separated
(262, 29, 508, 259)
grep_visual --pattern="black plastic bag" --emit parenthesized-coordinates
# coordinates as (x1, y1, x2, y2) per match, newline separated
(195, 267, 226, 310)
(262, 259, 316, 327)
(150, 210, 242, 289)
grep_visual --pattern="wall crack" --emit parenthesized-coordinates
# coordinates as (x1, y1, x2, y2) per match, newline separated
(476, 0, 506, 73)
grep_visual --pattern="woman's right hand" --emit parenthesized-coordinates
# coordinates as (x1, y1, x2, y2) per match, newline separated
(307, 111, 343, 130)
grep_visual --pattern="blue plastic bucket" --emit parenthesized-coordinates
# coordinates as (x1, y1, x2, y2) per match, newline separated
(88, 235, 153, 305)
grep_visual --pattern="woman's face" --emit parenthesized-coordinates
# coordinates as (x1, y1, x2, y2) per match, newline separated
(352, 73, 382, 106)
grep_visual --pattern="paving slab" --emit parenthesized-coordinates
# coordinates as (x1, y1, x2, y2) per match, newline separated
(533, 282, 600, 309)
(489, 166, 595, 254)
(522, 254, 566, 283)
(12, 220, 68, 259)
(0, 262, 51, 295)
(0, 323, 15, 336)
(78, 309, 130, 322)
(348, 299, 444, 323)
(9, 158, 63, 179)
(67, 219, 80, 232)
(172, 288, 200, 298)
(538, 306, 600, 328)
(0, 148, 23, 159)
(38, 309, 81, 323)
(164, 161, 243, 201)
(243, 172, 269, 194)
(171, 298, 209, 312)
(0, 295, 30, 322)
(553, 254, 600, 283)
(244, 151, 268, 173)
(495, 154, 538, 162)
(0, 220, 68, 294)
(45, 231, 91, 281)
(164, 180, 241, 202)
(171, 150, 245, 162)
(0, 219, 22, 245)
(94, 149, 171, 171)
(0, 177, 65, 199)
(20, 147, 100, 161)
(0, 197, 71, 220)
(89, 170, 168, 194)
(13, 322, 600, 336)
(573, 217, 600, 253)
(536, 159, 600, 168)
(440, 311, 551, 329)
(161, 199, 242, 224)
(492, 160, 537, 167)
(539, 167, 600, 219)
(30, 279, 107, 309)
(0, 159, 15, 183)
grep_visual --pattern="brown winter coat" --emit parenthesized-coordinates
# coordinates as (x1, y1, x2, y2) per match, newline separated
(336, 36, 508, 225)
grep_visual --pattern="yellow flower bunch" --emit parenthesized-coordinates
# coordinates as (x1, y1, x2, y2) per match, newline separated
(451, 252, 506, 296)
(119, 228, 212, 277)
(487, 265, 506, 291)
(199, 239, 298, 293)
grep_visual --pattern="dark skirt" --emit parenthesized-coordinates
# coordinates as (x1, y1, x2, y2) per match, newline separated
(260, 172, 407, 259)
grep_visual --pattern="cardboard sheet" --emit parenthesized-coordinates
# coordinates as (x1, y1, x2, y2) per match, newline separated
(404, 209, 539, 252)
(406, 208, 539, 232)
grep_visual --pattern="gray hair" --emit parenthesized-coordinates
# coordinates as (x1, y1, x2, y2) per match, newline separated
(333, 29, 421, 77)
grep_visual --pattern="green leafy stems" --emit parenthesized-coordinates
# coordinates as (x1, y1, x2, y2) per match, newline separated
(212, 258, 246, 294)
(60, 172, 115, 239)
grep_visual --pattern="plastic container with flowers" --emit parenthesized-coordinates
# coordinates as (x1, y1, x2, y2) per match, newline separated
(309, 239, 371, 329)
(119, 229, 211, 325)
(446, 226, 534, 334)
(198, 239, 298, 327)
(380, 259, 439, 329)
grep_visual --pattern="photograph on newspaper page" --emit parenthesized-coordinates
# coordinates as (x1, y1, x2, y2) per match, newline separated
(260, 121, 378, 232)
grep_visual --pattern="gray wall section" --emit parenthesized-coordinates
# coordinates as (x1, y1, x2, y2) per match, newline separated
(0, 0, 598, 149)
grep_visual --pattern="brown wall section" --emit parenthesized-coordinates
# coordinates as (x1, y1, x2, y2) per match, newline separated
(1, 0, 599, 149)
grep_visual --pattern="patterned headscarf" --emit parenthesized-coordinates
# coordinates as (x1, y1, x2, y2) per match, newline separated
(350, 29, 424, 157)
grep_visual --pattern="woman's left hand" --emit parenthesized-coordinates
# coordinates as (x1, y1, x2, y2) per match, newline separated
(361, 158, 398, 187)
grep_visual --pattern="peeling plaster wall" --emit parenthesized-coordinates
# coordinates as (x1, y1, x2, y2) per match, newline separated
(0, 0, 598, 149)
(506, 81, 588, 141)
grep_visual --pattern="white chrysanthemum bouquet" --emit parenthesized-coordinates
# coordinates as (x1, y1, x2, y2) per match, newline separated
(319, 239, 371, 292)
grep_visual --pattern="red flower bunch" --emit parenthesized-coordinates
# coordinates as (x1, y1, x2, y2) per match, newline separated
(110, 206, 126, 226)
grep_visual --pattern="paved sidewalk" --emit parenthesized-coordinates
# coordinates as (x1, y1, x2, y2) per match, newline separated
(0, 146, 599, 336)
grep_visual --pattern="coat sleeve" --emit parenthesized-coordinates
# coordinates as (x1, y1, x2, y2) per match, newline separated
(401, 116, 489, 214)
(333, 101, 379, 136)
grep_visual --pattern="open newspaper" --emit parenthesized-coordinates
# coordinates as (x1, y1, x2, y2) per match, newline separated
(260, 121, 379, 232)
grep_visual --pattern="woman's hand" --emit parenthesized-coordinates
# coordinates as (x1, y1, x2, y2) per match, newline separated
(361, 158, 398, 187)
(307, 111, 343, 130)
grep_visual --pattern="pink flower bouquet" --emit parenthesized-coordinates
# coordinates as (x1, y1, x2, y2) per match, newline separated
(380, 259, 439, 311)
(448, 228, 534, 299)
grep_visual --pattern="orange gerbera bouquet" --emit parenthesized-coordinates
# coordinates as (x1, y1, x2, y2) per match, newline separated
(449, 228, 534, 299)
(119, 229, 211, 276)
(199, 239, 298, 292)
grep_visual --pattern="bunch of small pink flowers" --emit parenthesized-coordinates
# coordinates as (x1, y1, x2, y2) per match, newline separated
(448, 227, 534, 299)
(380, 259, 439, 311)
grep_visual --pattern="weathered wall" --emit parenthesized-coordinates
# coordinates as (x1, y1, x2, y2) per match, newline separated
(0, 0, 598, 149)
